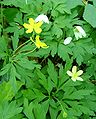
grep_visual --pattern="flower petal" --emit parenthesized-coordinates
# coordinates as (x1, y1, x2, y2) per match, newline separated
(23, 23, 30, 29)
(67, 71, 72, 76)
(77, 77, 83, 81)
(35, 35, 48, 49)
(40, 42, 49, 48)
(35, 14, 49, 24)
(26, 28, 33, 33)
(77, 70, 83, 76)
(34, 28, 42, 34)
(72, 66, 77, 73)
(64, 37, 72, 45)
(74, 31, 83, 40)
(34, 22, 43, 34)
(29, 18, 34, 26)
(75, 26, 86, 37)
(71, 77, 77, 82)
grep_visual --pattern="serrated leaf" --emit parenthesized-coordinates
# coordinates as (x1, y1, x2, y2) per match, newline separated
(9, 64, 17, 93)
(17, 58, 41, 70)
(58, 44, 72, 61)
(47, 60, 58, 86)
(52, 24, 63, 38)
(68, 90, 93, 99)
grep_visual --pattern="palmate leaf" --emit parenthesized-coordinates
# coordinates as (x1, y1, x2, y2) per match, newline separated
(36, 68, 54, 94)
(24, 98, 48, 119)
(0, 100, 23, 119)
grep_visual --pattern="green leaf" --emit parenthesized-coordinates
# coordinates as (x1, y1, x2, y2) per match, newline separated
(17, 58, 41, 70)
(67, 90, 93, 99)
(0, 100, 22, 119)
(50, 41, 58, 57)
(93, 0, 96, 7)
(0, 81, 14, 102)
(49, 106, 58, 119)
(36, 68, 54, 94)
(3, 8, 18, 22)
(52, 24, 63, 38)
(47, 60, 58, 86)
(0, 36, 8, 52)
(23, 98, 35, 119)
(14, 12, 23, 25)
(0, 63, 11, 76)
(9, 64, 17, 93)
(58, 44, 72, 62)
(83, 4, 96, 27)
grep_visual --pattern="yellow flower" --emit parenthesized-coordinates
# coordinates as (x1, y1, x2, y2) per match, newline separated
(30, 35, 49, 49)
(23, 18, 43, 34)
(67, 66, 83, 82)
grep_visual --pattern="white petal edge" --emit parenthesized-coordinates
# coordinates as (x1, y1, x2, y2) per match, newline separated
(67, 71, 72, 76)
(64, 37, 72, 45)
(77, 70, 83, 76)
(77, 77, 83, 81)
(75, 26, 86, 37)
(71, 77, 77, 82)
(35, 14, 49, 24)
(72, 66, 77, 73)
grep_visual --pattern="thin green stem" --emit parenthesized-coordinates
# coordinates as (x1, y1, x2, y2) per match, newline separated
(23, 47, 37, 55)
(54, 97, 65, 112)
(13, 40, 30, 55)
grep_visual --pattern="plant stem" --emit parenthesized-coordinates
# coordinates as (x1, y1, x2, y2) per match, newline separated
(13, 40, 30, 55)
(23, 47, 37, 56)
(54, 97, 65, 112)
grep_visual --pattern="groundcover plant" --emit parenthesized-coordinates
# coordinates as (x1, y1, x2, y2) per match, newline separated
(0, 0, 96, 119)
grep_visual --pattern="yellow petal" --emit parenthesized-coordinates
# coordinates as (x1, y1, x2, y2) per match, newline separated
(34, 27, 42, 34)
(26, 28, 33, 33)
(29, 18, 34, 26)
(35, 42, 41, 48)
(77, 70, 83, 76)
(35, 35, 40, 41)
(36, 21, 43, 27)
(40, 42, 49, 48)
(34, 21, 43, 34)
(35, 35, 48, 48)
(23, 23, 30, 29)
(72, 66, 77, 73)
(67, 71, 72, 76)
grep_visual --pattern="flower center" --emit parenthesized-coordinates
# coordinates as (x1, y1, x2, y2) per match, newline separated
(72, 73, 78, 79)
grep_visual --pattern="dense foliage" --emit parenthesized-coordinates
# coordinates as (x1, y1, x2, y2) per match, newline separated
(0, 0, 96, 119)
